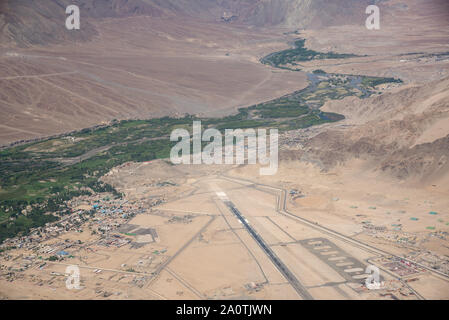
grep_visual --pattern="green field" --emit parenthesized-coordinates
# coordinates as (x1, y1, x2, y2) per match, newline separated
(261, 39, 361, 70)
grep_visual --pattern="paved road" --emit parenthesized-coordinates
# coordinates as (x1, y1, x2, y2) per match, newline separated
(223, 199, 313, 300)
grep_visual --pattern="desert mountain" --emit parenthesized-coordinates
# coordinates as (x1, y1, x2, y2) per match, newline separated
(1, 0, 376, 47)
(304, 76, 449, 186)
(1, 0, 448, 187)
(240, 0, 372, 28)
(0, 0, 165, 47)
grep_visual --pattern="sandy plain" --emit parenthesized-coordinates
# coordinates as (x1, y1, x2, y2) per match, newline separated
(1, 0, 448, 300)
(0, 15, 309, 145)
(2, 158, 448, 299)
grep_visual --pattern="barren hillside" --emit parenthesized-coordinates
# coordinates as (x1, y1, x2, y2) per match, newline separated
(1, 0, 448, 186)
(302, 76, 449, 187)
(0, 0, 380, 47)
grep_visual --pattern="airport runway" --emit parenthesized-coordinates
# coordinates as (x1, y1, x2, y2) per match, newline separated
(222, 198, 313, 300)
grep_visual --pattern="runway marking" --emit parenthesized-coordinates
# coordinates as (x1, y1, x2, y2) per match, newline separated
(214, 187, 313, 300)
(216, 191, 229, 201)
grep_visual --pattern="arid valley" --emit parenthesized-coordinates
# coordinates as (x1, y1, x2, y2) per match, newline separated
(0, 0, 448, 301)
